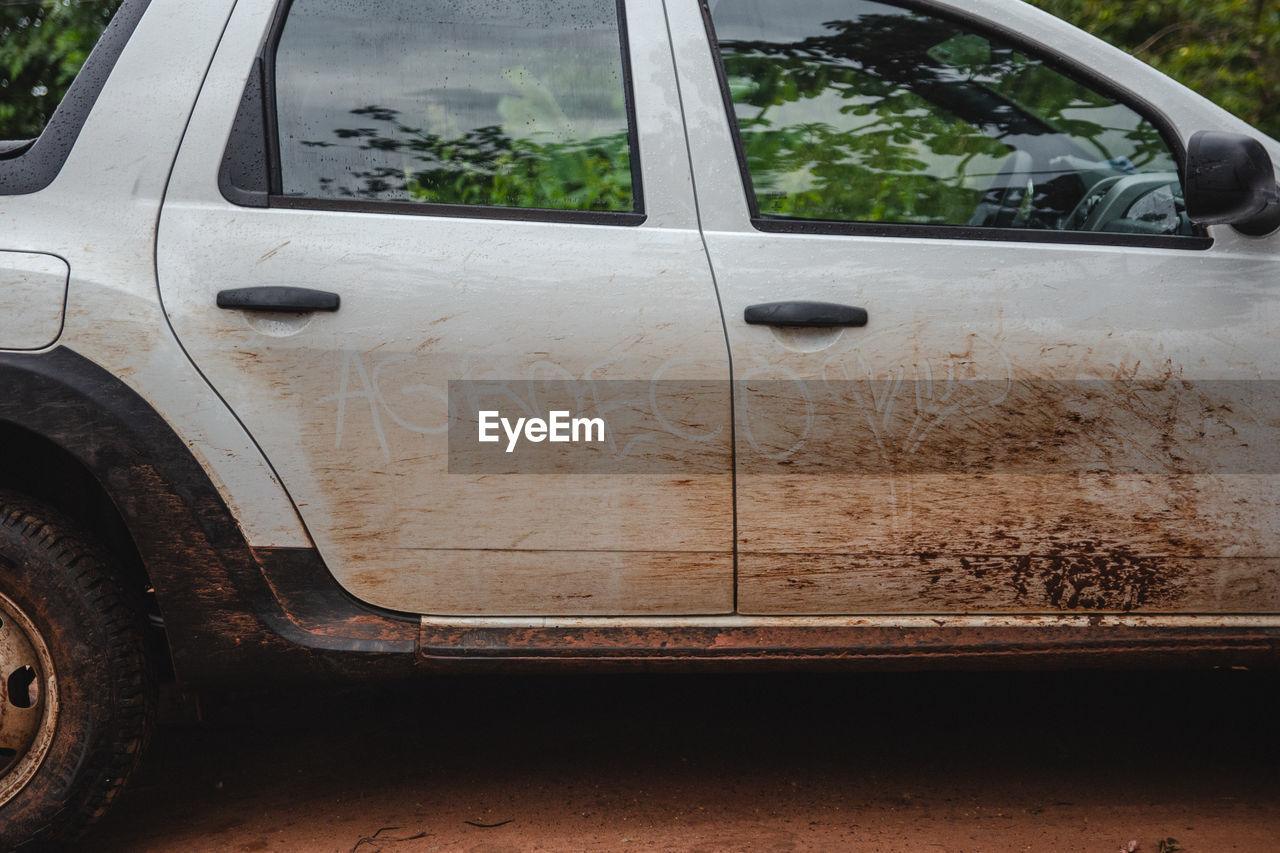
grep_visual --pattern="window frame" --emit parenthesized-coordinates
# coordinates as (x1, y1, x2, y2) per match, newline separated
(0, 0, 151, 196)
(699, 0, 1212, 250)
(227, 0, 646, 226)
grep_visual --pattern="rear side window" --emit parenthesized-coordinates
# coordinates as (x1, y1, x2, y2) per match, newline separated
(1, 0, 125, 142)
(705, 0, 1196, 239)
(273, 0, 639, 215)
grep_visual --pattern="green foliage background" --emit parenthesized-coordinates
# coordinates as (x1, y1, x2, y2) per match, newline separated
(1025, 0, 1279, 139)
(1, 0, 123, 140)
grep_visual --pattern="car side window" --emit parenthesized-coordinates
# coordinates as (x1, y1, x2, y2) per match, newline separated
(272, 0, 639, 215)
(704, 0, 1195, 238)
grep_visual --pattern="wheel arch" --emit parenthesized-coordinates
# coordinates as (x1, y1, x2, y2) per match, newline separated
(0, 347, 417, 689)
(0, 419, 168, 673)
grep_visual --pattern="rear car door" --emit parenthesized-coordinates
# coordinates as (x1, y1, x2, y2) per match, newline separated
(672, 0, 1280, 615)
(157, 0, 734, 615)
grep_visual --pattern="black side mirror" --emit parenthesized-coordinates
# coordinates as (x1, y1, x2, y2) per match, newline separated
(1184, 131, 1280, 236)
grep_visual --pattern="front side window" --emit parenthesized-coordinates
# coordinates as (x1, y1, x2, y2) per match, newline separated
(273, 0, 638, 214)
(705, 0, 1194, 238)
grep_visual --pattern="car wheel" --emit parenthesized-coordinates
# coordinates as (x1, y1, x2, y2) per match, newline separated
(0, 492, 153, 849)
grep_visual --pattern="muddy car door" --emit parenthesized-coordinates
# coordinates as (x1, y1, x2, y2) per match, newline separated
(156, 0, 734, 616)
(672, 0, 1280, 615)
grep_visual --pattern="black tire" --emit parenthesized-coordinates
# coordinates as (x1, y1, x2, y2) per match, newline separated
(0, 492, 153, 850)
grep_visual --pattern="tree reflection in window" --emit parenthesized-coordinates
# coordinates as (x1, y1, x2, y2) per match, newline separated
(709, 1, 1189, 234)
(274, 0, 636, 213)
(299, 106, 632, 211)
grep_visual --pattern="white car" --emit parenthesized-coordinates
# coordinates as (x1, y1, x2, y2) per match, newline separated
(2, 0, 1278, 845)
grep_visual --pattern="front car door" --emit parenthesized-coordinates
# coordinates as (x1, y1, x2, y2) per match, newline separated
(158, 0, 734, 616)
(671, 0, 1280, 615)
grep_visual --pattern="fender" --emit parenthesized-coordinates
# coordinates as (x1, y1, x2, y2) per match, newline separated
(0, 347, 416, 688)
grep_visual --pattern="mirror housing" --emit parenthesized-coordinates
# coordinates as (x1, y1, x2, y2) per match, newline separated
(1184, 131, 1280, 236)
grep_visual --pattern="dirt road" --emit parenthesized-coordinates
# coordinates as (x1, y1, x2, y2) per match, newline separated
(70, 669, 1279, 852)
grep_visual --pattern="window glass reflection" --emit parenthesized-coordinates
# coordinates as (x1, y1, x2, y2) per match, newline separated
(707, 0, 1193, 236)
(275, 0, 635, 212)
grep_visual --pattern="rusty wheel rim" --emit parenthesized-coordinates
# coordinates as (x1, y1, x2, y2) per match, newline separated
(0, 590, 58, 806)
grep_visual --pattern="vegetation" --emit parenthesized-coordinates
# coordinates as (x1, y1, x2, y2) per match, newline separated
(1026, 0, 1279, 139)
(1, 0, 123, 140)
(304, 107, 634, 212)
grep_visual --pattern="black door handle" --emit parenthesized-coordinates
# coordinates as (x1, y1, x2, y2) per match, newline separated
(744, 301, 867, 327)
(216, 286, 340, 312)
